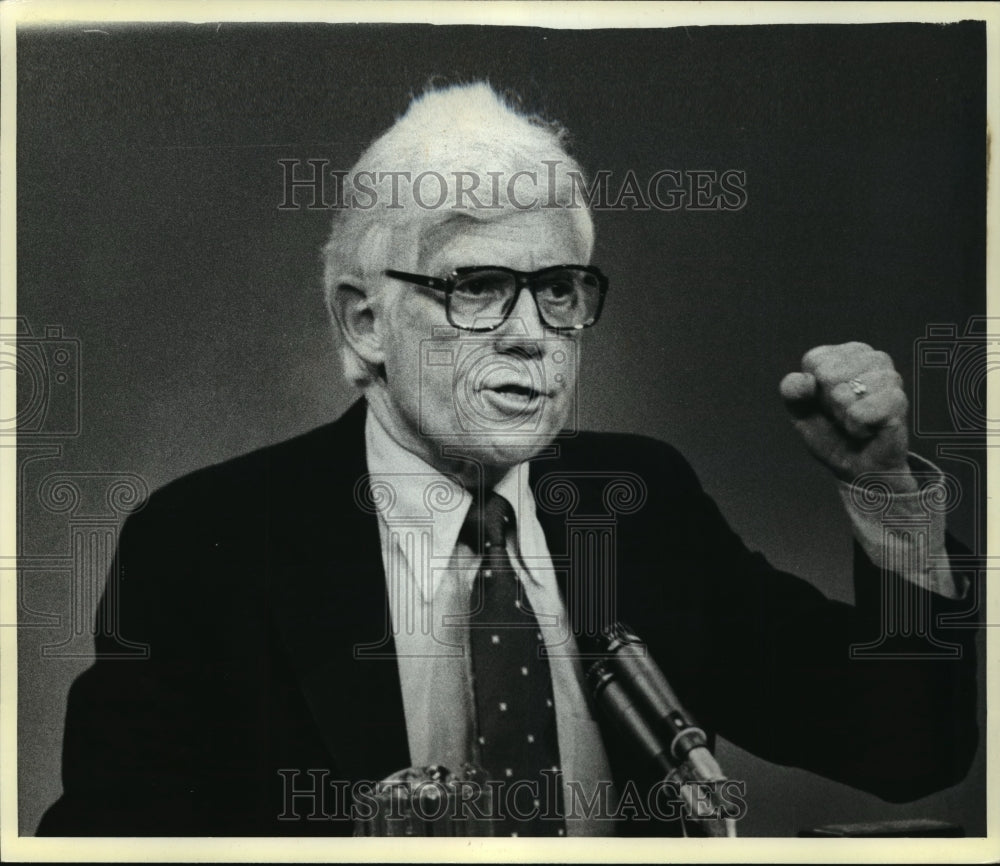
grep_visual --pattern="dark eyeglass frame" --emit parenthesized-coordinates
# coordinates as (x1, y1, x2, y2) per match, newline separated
(383, 265, 609, 333)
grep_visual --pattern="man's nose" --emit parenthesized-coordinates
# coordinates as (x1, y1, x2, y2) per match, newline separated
(494, 286, 547, 350)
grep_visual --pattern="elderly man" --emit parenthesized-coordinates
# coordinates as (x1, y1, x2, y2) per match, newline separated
(38, 82, 977, 838)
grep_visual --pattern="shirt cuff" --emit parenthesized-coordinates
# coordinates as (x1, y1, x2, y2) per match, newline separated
(837, 453, 966, 600)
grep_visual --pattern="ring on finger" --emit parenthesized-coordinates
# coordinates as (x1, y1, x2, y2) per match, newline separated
(848, 378, 868, 397)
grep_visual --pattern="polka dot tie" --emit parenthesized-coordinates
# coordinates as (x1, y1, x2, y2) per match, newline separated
(463, 492, 564, 837)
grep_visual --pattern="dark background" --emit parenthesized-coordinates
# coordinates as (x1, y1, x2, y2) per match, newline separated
(16, 21, 986, 837)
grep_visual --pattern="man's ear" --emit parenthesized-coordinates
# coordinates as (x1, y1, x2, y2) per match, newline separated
(328, 276, 387, 369)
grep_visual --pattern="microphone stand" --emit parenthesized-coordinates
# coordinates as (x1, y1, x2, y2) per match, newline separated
(587, 628, 737, 839)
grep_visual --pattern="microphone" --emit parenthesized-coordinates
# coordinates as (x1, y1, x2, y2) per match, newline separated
(587, 659, 676, 776)
(585, 623, 736, 837)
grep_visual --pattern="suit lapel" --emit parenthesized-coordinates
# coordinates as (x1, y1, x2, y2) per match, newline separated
(528, 445, 609, 636)
(269, 400, 411, 784)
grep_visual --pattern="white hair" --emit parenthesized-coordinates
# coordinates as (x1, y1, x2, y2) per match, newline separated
(321, 81, 596, 388)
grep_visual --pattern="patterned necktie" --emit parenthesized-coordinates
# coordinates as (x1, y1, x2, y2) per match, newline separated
(463, 491, 565, 837)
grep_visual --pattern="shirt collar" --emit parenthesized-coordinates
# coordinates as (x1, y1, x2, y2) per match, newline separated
(364, 406, 537, 603)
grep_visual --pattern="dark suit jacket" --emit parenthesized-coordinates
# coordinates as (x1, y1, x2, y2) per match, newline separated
(37, 399, 979, 836)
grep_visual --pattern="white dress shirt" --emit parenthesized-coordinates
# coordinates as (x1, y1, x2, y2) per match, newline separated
(365, 409, 615, 835)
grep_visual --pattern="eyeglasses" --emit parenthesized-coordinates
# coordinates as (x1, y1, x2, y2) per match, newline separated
(384, 265, 608, 332)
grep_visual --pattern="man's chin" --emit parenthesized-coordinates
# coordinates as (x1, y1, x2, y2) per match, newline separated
(433, 428, 561, 481)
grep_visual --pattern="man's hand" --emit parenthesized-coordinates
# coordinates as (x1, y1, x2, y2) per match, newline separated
(780, 342, 917, 493)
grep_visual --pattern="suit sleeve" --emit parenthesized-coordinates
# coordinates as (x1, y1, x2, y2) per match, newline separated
(639, 443, 980, 804)
(36, 490, 205, 835)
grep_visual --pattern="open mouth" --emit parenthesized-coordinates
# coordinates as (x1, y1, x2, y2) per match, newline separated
(488, 382, 542, 400)
(477, 381, 548, 417)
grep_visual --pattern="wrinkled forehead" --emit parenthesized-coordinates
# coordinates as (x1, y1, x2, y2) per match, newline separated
(417, 209, 589, 275)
